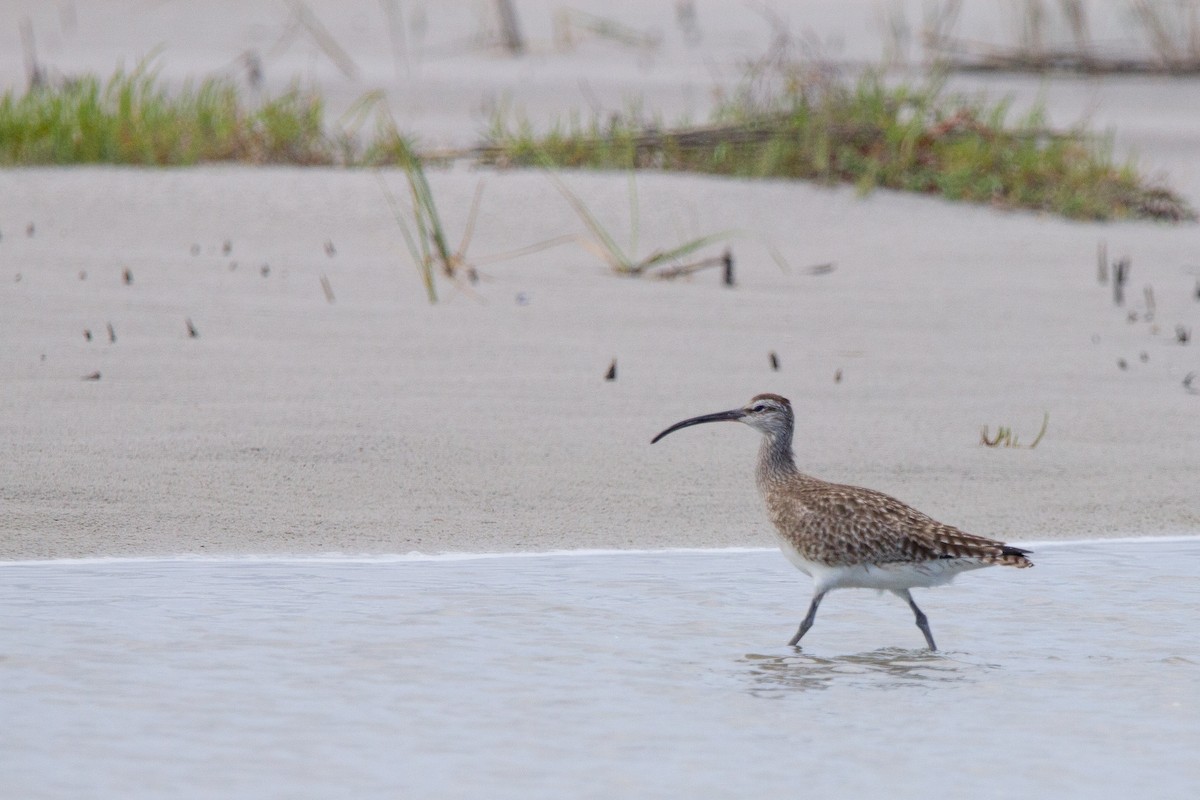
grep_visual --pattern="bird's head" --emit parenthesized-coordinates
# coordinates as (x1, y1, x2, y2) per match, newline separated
(651, 393, 793, 444)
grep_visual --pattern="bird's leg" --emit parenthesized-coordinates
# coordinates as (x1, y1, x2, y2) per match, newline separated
(788, 590, 826, 647)
(898, 589, 937, 651)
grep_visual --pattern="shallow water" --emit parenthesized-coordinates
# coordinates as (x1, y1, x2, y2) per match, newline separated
(3, 539, 1199, 799)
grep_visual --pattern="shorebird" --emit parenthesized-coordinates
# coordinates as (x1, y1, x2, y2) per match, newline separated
(651, 393, 1032, 650)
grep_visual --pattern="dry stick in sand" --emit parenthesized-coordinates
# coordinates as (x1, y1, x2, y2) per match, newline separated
(494, 0, 525, 55)
(1113, 257, 1130, 306)
(652, 249, 734, 282)
(19, 16, 44, 89)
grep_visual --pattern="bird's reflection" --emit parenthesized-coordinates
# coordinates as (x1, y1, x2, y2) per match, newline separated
(740, 648, 989, 695)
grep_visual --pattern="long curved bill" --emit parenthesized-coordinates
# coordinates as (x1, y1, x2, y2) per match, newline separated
(651, 409, 745, 444)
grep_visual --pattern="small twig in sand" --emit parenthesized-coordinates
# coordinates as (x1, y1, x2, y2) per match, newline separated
(676, 1, 701, 46)
(240, 51, 263, 89)
(494, 0, 525, 55)
(651, 249, 735, 282)
(1113, 256, 1130, 305)
(20, 17, 45, 90)
(319, 274, 336, 303)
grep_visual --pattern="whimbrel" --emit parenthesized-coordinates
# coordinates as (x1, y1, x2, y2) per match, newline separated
(651, 393, 1032, 650)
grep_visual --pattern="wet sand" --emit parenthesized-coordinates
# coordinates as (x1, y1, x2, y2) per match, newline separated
(2, 2, 1198, 558)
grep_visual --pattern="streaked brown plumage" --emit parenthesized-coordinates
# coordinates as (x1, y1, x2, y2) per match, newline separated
(652, 393, 1032, 650)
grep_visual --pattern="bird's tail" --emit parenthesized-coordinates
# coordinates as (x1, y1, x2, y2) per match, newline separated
(997, 544, 1034, 568)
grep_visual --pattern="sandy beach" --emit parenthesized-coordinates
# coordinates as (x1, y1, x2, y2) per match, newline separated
(2, 1, 1198, 559)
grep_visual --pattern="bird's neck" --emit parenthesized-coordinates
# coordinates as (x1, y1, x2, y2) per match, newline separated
(756, 428, 798, 488)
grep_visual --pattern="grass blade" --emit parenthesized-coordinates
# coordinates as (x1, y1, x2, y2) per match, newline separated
(546, 170, 631, 271)
(376, 171, 437, 303)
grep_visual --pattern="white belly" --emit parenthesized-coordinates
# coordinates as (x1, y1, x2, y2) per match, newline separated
(774, 535, 990, 593)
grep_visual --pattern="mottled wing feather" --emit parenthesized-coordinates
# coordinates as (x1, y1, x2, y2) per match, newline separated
(779, 481, 1033, 568)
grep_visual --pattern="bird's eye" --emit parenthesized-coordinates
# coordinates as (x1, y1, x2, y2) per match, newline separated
(751, 404, 766, 412)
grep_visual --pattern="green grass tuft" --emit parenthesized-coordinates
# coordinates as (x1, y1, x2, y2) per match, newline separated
(0, 60, 330, 166)
(2, 57, 1191, 223)
(481, 67, 1193, 223)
